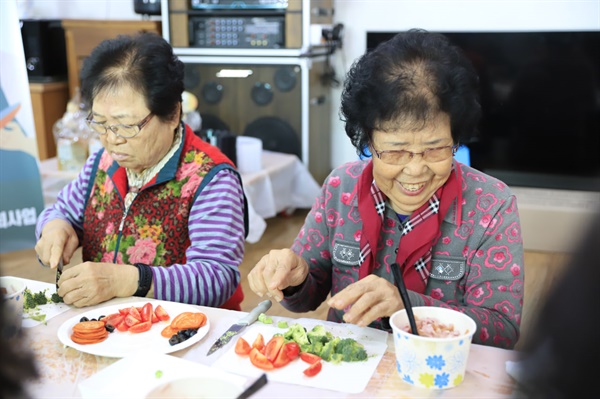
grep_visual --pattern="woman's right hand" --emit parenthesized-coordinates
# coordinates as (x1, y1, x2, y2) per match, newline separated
(35, 219, 79, 269)
(247, 248, 308, 302)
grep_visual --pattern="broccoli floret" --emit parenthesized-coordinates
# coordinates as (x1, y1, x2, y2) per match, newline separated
(334, 338, 368, 362)
(23, 289, 37, 310)
(257, 313, 273, 324)
(282, 323, 309, 346)
(33, 290, 48, 306)
(308, 340, 324, 356)
(330, 353, 344, 364)
(50, 292, 64, 303)
(320, 340, 336, 361)
(277, 320, 289, 329)
(307, 325, 333, 344)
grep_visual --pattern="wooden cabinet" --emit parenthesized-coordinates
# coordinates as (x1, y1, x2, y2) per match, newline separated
(29, 81, 69, 160)
(61, 19, 162, 98)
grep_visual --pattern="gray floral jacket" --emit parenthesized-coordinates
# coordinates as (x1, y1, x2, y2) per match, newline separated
(282, 160, 524, 349)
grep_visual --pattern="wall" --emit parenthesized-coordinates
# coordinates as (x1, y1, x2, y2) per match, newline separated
(21, 0, 600, 251)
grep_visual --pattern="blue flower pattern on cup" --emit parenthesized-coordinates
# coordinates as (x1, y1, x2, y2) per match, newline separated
(435, 373, 450, 388)
(426, 355, 445, 370)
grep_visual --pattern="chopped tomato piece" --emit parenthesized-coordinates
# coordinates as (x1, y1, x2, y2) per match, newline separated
(249, 347, 274, 371)
(124, 314, 142, 328)
(151, 311, 159, 323)
(117, 321, 129, 332)
(264, 335, 284, 363)
(103, 313, 125, 328)
(154, 305, 170, 322)
(252, 333, 265, 352)
(128, 306, 142, 320)
(141, 303, 153, 323)
(234, 337, 252, 356)
(299, 352, 322, 364)
(303, 360, 322, 377)
(128, 321, 152, 334)
(273, 344, 291, 368)
(118, 308, 129, 316)
(283, 342, 300, 360)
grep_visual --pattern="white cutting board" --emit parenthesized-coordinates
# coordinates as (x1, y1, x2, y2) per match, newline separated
(212, 318, 388, 394)
(11, 277, 72, 328)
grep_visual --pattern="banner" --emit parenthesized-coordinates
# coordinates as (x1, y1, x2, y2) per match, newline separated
(0, 0, 45, 253)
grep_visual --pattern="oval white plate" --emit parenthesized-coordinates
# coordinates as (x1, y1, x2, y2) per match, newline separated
(57, 300, 209, 358)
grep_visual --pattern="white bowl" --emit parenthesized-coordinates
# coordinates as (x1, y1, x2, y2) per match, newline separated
(0, 276, 26, 339)
(390, 306, 476, 389)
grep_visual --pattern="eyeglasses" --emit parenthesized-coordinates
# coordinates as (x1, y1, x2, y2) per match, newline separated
(85, 112, 154, 139)
(371, 144, 457, 166)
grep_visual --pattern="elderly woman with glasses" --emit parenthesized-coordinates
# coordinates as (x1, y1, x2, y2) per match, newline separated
(34, 32, 247, 310)
(247, 29, 524, 349)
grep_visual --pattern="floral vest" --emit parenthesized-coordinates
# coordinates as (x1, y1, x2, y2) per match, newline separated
(81, 125, 246, 310)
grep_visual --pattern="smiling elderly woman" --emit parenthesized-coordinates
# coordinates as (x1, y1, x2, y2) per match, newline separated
(35, 32, 247, 310)
(247, 29, 525, 349)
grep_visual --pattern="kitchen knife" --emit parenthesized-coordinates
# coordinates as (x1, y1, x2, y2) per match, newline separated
(207, 299, 272, 356)
(56, 259, 63, 290)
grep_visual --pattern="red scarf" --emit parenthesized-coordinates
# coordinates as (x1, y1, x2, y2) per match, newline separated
(357, 161, 462, 293)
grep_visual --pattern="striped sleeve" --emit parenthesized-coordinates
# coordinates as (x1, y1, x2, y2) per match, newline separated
(35, 153, 98, 240)
(151, 168, 246, 307)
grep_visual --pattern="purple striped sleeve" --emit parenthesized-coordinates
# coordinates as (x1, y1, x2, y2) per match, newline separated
(35, 151, 99, 240)
(151, 168, 246, 307)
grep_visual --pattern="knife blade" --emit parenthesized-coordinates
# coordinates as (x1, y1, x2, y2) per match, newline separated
(56, 259, 63, 290)
(207, 299, 272, 356)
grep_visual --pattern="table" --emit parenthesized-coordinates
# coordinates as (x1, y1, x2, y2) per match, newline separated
(38, 151, 321, 243)
(18, 280, 520, 398)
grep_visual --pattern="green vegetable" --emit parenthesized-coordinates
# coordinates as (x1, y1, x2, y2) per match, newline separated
(50, 292, 64, 303)
(155, 370, 163, 379)
(277, 320, 289, 329)
(283, 323, 310, 346)
(257, 313, 273, 324)
(280, 323, 368, 363)
(23, 288, 37, 310)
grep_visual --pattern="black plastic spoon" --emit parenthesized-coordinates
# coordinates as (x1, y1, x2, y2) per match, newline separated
(390, 263, 419, 336)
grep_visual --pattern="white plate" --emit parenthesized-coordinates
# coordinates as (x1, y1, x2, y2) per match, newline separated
(57, 300, 210, 358)
(78, 352, 247, 399)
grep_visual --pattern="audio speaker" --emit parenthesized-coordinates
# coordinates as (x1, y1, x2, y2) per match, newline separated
(180, 57, 332, 183)
(20, 19, 67, 82)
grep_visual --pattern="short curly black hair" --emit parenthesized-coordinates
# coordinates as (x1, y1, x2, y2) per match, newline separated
(80, 32, 184, 123)
(340, 29, 481, 157)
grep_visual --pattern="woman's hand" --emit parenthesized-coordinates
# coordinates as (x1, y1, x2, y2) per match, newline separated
(35, 219, 79, 269)
(57, 262, 138, 307)
(327, 275, 404, 327)
(248, 249, 309, 302)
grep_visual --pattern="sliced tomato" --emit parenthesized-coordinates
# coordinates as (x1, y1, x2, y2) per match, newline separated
(283, 342, 300, 360)
(154, 304, 170, 322)
(117, 320, 129, 332)
(103, 313, 125, 328)
(118, 308, 129, 316)
(303, 360, 322, 377)
(128, 320, 152, 334)
(234, 337, 252, 356)
(141, 303, 153, 323)
(151, 311, 159, 323)
(299, 352, 322, 364)
(124, 314, 142, 328)
(252, 333, 265, 352)
(264, 335, 284, 362)
(249, 347, 274, 371)
(272, 344, 291, 368)
(128, 306, 142, 320)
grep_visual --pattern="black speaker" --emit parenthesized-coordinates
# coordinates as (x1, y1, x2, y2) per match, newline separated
(20, 19, 67, 82)
(133, 0, 161, 16)
(180, 57, 332, 183)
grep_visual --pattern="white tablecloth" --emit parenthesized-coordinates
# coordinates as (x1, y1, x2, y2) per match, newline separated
(39, 151, 321, 244)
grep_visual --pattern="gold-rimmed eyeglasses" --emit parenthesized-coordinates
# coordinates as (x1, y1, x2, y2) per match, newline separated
(85, 112, 154, 139)
(371, 144, 457, 166)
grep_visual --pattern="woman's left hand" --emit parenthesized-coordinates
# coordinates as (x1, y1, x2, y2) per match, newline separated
(327, 275, 405, 327)
(57, 262, 138, 307)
